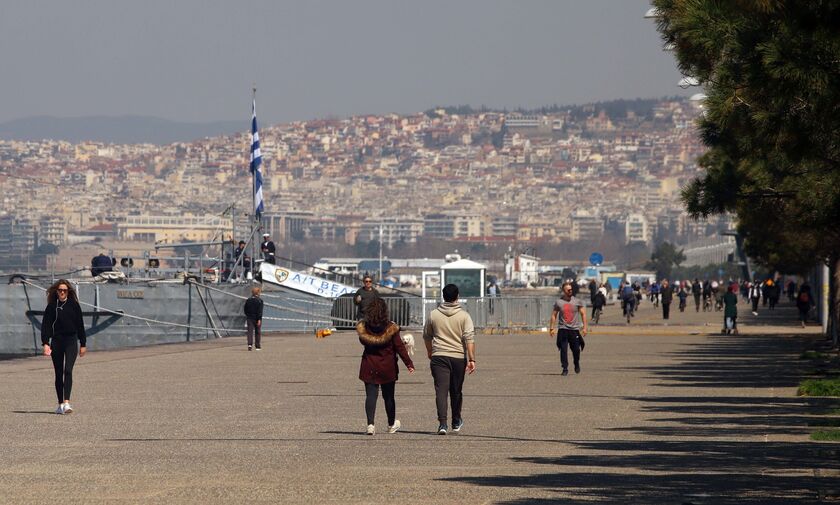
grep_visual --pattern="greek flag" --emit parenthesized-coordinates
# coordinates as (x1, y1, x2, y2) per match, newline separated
(250, 99, 265, 217)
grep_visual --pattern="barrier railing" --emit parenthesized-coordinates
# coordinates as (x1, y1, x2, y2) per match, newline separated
(327, 296, 556, 331)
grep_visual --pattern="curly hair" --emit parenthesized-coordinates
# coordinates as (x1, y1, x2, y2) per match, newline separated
(363, 297, 390, 332)
(47, 279, 79, 305)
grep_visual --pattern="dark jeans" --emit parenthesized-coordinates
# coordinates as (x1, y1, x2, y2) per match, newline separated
(556, 329, 581, 371)
(798, 306, 810, 323)
(752, 298, 760, 312)
(694, 295, 701, 311)
(662, 302, 671, 320)
(364, 382, 396, 426)
(430, 356, 466, 424)
(246, 319, 261, 348)
(50, 336, 78, 404)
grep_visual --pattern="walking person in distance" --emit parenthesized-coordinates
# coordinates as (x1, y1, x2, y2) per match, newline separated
(796, 282, 814, 328)
(549, 281, 588, 376)
(423, 284, 476, 435)
(41, 280, 87, 415)
(354, 275, 380, 320)
(749, 280, 762, 316)
(660, 279, 673, 321)
(357, 297, 414, 435)
(722, 282, 739, 335)
(244, 286, 264, 350)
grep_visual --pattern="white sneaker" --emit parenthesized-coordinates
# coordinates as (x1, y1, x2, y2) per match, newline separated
(55, 405, 65, 415)
(63, 402, 73, 414)
(366, 424, 375, 435)
(388, 420, 401, 434)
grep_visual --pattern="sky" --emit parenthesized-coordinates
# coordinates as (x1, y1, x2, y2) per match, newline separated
(0, 0, 687, 126)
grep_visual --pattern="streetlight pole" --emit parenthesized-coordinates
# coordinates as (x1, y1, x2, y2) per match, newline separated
(378, 223, 383, 284)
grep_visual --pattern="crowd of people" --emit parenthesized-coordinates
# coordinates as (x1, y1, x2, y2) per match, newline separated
(596, 276, 816, 331)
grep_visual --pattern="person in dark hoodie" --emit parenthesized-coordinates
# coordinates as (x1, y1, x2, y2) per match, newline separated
(423, 283, 476, 435)
(41, 279, 87, 415)
(357, 297, 414, 435)
(243, 286, 264, 350)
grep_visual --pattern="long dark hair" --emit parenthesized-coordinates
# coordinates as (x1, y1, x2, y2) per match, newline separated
(47, 279, 79, 305)
(363, 298, 390, 333)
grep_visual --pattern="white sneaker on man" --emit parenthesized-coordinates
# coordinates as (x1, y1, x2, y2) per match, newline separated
(388, 420, 401, 434)
(366, 424, 375, 435)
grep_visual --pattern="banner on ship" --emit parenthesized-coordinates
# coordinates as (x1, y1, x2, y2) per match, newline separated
(260, 263, 357, 298)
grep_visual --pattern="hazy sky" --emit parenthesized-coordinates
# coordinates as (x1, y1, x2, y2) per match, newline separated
(0, 1, 685, 125)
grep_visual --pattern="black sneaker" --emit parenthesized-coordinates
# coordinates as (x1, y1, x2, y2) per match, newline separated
(561, 369, 569, 376)
(574, 365, 581, 374)
(452, 419, 464, 432)
(437, 424, 447, 435)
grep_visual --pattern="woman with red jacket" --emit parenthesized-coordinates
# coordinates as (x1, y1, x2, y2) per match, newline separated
(357, 297, 414, 435)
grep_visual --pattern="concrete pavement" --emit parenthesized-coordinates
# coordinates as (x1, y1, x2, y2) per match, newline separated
(1, 299, 837, 504)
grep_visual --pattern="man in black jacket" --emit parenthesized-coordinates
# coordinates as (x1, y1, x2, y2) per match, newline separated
(244, 287, 264, 350)
(354, 275, 380, 320)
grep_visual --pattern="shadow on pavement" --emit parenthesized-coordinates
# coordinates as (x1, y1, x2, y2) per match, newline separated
(622, 332, 817, 389)
(440, 322, 840, 504)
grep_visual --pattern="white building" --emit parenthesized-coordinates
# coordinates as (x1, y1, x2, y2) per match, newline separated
(625, 213, 649, 244)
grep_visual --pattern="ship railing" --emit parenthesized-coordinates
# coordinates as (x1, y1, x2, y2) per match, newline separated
(329, 296, 556, 331)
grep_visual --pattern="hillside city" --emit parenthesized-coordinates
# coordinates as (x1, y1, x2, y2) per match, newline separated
(0, 97, 732, 272)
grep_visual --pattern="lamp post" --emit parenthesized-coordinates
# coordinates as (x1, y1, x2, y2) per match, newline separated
(378, 223, 383, 285)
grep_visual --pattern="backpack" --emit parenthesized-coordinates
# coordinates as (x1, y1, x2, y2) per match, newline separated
(622, 286, 634, 300)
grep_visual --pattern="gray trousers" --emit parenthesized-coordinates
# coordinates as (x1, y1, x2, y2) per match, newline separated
(430, 356, 466, 424)
(247, 319, 261, 348)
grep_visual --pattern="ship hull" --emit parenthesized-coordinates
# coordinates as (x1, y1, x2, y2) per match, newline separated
(1, 280, 250, 355)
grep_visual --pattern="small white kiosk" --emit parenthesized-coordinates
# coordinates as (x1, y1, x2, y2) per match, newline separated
(439, 258, 486, 300)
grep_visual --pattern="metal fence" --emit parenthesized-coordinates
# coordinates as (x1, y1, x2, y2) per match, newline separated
(329, 296, 556, 331)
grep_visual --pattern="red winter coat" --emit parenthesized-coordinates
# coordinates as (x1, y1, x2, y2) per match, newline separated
(357, 321, 413, 384)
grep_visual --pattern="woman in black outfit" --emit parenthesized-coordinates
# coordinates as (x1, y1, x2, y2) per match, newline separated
(41, 279, 87, 414)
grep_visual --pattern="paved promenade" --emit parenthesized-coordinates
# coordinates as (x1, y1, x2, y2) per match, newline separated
(2, 300, 837, 504)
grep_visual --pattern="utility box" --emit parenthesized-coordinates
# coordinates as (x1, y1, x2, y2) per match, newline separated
(440, 259, 486, 299)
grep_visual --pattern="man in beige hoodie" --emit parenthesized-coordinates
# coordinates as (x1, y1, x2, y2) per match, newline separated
(423, 283, 476, 435)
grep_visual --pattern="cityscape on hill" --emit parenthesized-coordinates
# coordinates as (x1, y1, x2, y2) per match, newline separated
(0, 96, 732, 273)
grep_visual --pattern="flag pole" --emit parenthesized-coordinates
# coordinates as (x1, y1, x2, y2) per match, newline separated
(251, 84, 258, 278)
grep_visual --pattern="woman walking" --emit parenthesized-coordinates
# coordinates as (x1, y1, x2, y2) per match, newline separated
(41, 280, 87, 414)
(357, 297, 414, 435)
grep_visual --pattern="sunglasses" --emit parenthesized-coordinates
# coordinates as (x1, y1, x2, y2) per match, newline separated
(364, 280, 373, 283)
(57, 288, 68, 293)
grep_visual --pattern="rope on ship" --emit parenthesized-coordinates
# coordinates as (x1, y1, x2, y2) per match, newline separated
(18, 279, 246, 334)
(192, 279, 358, 326)
(18, 277, 358, 331)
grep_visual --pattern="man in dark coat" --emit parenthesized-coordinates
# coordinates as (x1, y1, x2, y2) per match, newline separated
(243, 287, 264, 350)
(660, 279, 673, 320)
(354, 275, 380, 320)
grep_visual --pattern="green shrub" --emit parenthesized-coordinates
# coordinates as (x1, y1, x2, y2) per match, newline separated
(800, 351, 829, 360)
(797, 378, 840, 397)
(810, 430, 840, 441)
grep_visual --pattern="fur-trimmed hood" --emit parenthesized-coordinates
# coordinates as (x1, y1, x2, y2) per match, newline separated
(357, 321, 399, 347)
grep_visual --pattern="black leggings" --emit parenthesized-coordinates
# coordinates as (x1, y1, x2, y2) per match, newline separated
(50, 336, 78, 404)
(364, 382, 396, 426)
